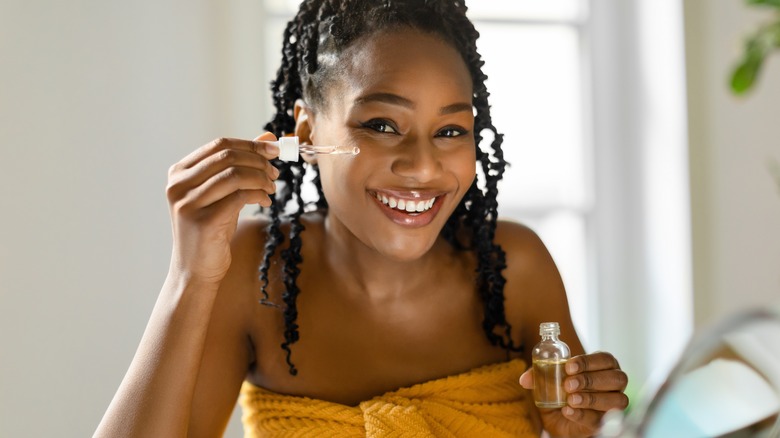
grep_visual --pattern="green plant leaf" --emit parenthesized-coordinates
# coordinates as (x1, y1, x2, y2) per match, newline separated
(731, 43, 767, 94)
(729, 22, 780, 94)
(747, 0, 780, 8)
(731, 61, 760, 94)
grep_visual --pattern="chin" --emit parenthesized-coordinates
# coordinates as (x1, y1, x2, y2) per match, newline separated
(374, 236, 439, 262)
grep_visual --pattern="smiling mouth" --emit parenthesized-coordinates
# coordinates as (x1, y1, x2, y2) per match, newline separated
(374, 192, 437, 214)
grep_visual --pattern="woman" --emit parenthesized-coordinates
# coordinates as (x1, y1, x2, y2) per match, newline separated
(95, 1, 628, 436)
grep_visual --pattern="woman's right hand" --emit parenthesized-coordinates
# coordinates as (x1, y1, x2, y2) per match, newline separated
(165, 132, 280, 285)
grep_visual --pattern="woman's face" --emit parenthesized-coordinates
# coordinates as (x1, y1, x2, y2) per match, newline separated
(301, 29, 476, 262)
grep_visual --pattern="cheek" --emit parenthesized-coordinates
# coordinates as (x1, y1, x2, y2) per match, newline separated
(316, 155, 366, 200)
(447, 146, 478, 185)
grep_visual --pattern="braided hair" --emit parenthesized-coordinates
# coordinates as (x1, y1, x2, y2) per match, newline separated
(261, 0, 522, 376)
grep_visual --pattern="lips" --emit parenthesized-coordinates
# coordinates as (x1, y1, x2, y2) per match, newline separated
(370, 189, 445, 227)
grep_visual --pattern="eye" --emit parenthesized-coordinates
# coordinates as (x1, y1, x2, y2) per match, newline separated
(436, 126, 469, 138)
(360, 119, 399, 134)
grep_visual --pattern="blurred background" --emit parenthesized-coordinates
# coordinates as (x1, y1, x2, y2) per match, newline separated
(1, 0, 778, 436)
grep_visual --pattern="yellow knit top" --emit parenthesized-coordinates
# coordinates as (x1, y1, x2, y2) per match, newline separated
(239, 358, 540, 437)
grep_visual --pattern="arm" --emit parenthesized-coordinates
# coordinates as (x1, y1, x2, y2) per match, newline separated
(496, 221, 628, 438)
(495, 221, 585, 359)
(94, 133, 280, 437)
(93, 275, 223, 437)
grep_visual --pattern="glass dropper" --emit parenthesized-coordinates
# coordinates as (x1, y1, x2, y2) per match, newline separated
(274, 136, 360, 162)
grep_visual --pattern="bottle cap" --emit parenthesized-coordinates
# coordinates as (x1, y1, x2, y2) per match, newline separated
(540, 322, 560, 336)
(278, 136, 300, 162)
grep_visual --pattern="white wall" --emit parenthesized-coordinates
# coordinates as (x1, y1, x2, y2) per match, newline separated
(684, 0, 780, 329)
(0, 2, 266, 436)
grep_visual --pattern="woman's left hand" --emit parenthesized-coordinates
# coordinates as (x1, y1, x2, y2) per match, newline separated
(519, 352, 629, 437)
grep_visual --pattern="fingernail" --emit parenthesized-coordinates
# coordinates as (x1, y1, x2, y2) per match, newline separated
(570, 394, 583, 406)
(562, 406, 575, 416)
(265, 142, 279, 154)
(566, 379, 579, 392)
(567, 361, 580, 374)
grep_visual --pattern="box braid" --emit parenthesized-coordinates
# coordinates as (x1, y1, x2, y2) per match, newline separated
(260, 0, 522, 376)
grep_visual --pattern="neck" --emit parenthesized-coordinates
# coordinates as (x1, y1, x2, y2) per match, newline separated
(322, 216, 454, 303)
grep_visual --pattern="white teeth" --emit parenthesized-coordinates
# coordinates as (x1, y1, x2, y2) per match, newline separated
(375, 193, 437, 214)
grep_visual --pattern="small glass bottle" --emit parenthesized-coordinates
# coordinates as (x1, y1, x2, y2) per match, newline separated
(532, 322, 571, 408)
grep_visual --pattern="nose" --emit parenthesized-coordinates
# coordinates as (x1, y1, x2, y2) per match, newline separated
(390, 137, 443, 183)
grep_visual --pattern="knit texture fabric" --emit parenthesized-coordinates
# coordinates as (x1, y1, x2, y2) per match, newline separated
(239, 359, 539, 437)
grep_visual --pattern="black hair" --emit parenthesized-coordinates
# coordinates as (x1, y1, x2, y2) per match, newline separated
(260, 0, 522, 376)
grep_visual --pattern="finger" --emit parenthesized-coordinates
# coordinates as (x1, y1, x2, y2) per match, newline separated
(191, 189, 273, 229)
(175, 133, 279, 170)
(183, 167, 277, 211)
(567, 391, 629, 412)
(564, 369, 629, 393)
(560, 406, 603, 431)
(565, 352, 621, 375)
(253, 132, 280, 158)
(169, 148, 279, 197)
(518, 369, 533, 389)
(253, 132, 277, 141)
(213, 189, 272, 212)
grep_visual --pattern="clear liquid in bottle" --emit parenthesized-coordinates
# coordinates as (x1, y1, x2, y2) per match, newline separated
(532, 322, 571, 408)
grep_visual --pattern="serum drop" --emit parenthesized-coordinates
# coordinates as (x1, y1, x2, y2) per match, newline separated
(532, 322, 570, 408)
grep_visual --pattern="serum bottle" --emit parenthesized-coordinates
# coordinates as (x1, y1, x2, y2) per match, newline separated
(532, 322, 570, 408)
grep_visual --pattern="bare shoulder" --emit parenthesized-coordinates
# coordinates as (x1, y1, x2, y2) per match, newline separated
(494, 220, 564, 315)
(494, 220, 556, 272)
(226, 211, 326, 332)
(494, 220, 584, 357)
(232, 214, 271, 261)
(228, 211, 325, 288)
(231, 211, 325, 254)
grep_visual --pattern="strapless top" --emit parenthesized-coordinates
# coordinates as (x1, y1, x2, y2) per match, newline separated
(239, 358, 539, 437)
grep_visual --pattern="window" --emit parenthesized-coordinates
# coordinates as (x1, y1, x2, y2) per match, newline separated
(468, 1, 595, 350)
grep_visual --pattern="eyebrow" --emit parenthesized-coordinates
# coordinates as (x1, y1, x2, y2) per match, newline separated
(439, 102, 473, 116)
(354, 92, 414, 109)
(353, 92, 473, 116)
